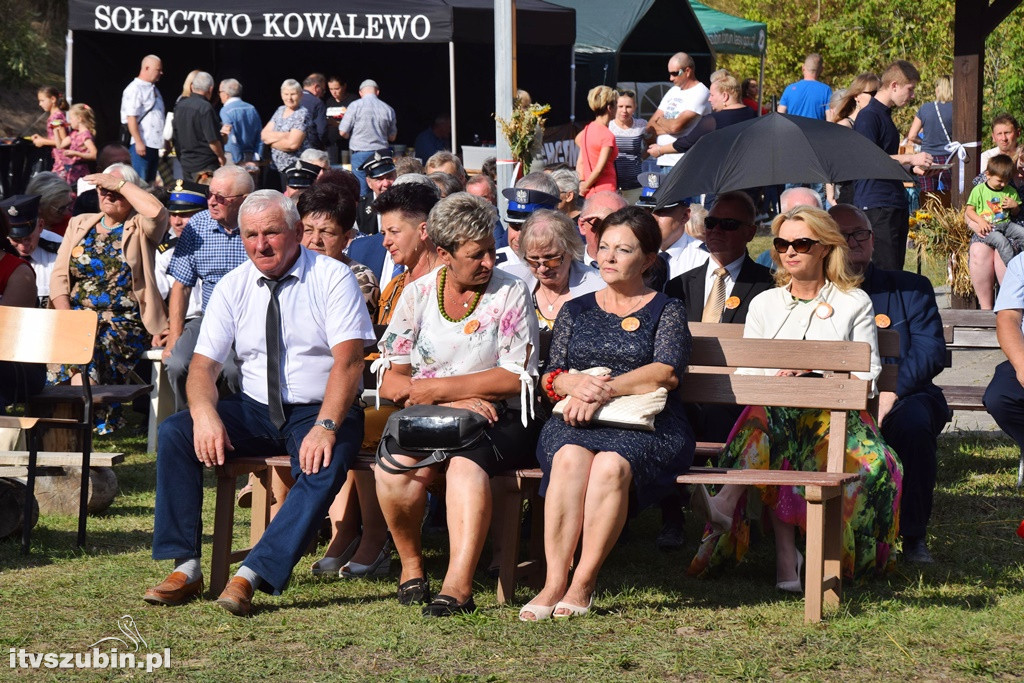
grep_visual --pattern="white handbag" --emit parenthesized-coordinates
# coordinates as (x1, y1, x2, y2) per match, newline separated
(552, 367, 668, 431)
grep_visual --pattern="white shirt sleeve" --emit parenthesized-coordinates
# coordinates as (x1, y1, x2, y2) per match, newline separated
(193, 273, 236, 364)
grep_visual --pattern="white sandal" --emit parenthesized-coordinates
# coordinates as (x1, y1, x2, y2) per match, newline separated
(553, 594, 594, 619)
(518, 603, 556, 622)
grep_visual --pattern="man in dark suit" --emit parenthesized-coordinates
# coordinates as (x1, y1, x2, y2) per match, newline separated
(830, 204, 949, 563)
(355, 153, 397, 236)
(666, 191, 774, 325)
(659, 191, 774, 550)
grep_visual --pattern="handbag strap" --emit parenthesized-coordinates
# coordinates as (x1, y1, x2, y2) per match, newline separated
(375, 429, 495, 475)
(934, 101, 952, 145)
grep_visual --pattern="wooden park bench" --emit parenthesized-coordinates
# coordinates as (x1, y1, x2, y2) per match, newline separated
(936, 309, 1024, 485)
(209, 325, 889, 622)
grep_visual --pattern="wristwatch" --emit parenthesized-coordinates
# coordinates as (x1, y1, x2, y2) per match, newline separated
(314, 418, 338, 432)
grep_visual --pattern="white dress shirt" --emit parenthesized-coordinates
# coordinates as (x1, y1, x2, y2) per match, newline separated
(663, 231, 710, 280)
(195, 246, 376, 405)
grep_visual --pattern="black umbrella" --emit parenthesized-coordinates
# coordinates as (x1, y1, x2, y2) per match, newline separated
(654, 113, 913, 209)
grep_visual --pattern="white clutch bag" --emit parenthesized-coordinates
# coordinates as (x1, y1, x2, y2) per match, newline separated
(551, 367, 668, 431)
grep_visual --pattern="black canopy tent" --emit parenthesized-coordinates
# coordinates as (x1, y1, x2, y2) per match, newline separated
(66, 0, 575, 153)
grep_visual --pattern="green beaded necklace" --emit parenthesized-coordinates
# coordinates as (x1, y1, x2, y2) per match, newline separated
(437, 267, 482, 322)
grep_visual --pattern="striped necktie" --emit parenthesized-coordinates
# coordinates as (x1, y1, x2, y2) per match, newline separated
(701, 266, 728, 323)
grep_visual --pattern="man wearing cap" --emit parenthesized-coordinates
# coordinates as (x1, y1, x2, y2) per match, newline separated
(831, 203, 948, 563)
(339, 79, 397, 195)
(496, 172, 561, 267)
(218, 79, 263, 166)
(173, 71, 225, 183)
(153, 181, 208, 345)
(3, 194, 61, 308)
(650, 192, 709, 285)
(355, 153, 397, 236)
(283, 159, 321, 200)
(163, 165, 254, 412)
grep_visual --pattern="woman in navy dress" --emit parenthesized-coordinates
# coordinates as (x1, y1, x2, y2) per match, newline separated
(520, 207, 694, 621)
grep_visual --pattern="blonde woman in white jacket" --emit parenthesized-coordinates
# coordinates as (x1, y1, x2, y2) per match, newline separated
(688, 207, 903, 590)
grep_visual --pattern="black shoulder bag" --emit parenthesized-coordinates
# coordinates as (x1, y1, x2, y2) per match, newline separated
(375, 404, 495, 474)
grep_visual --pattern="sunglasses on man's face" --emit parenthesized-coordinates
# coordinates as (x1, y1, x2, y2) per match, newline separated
(704, 216, 748, 231)
(668, 68, 687, 77)
(773, 237, 819, 254)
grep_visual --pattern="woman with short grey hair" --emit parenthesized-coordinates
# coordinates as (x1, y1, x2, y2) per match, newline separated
(373, 191, 541, 617)
(261, 78, 310, 181)
(502, 209, 605, 330)
(547, 167, 582, 223)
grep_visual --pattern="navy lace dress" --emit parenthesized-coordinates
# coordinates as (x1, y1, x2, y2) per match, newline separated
(538, 292, 695, 508)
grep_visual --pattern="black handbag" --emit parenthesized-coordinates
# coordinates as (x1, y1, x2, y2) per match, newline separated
(375, 404, 495, 475)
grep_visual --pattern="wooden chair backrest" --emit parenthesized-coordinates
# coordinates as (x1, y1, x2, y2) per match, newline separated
(939, 309, 998, 348)
(0, 307, 97, 365)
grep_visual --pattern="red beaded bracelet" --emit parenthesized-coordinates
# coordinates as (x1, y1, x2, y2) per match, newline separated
(545, 368, 567, 401)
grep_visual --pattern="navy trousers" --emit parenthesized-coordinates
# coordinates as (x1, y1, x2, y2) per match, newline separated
(879, 387, 949, 540)
(985, 360, 1024, 452)
(152, 393, 362, 594)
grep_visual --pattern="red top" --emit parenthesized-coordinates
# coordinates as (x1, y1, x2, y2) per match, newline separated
(577, 122, 618, 197)
(0, 252, 29, 296)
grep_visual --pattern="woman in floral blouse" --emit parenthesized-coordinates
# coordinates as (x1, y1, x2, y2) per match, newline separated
(50, 163, 168, 433)
(373, 192, 540, 617)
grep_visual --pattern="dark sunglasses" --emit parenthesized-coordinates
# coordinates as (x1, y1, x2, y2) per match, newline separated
(668, 68, 687, 77)
(97, 188, 123, 199)
(620, 90, 636, 99)
(525, 254, 565, 270)
(704, 216, 748, 231)
(863, 90, 877, 96)
(773, 237, 820, 253)
(209, 192, 246, 204)
(844, 229, 872, 244)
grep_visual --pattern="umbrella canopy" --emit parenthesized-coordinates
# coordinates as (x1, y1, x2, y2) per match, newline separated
(655, 113, 913, 208)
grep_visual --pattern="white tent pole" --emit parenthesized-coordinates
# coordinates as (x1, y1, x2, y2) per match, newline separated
(569, 52, 576, 124)
(758, 52, 765, 116)
(449, 40, 457, 154)
(495, 0, 513, 163)
(66, 31, 74, 104)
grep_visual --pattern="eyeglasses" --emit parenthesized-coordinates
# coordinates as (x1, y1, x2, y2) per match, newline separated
(863, 90, 877, 96)
(620, 90, 636, 99)
(843, 229, 872, 244)
(668, 68, 687, 77)
(579, 215, 603, 231)
(97, 188, 124, 199)
(773, 237, 820, 254)
(704, 216, 748, 231)
(209, 192, 246, 204)
(524, 254, 565, 270)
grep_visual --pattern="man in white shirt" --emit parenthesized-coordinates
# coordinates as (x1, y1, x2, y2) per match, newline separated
(120, 55, 166, 183)
(646, 52, 711, 169)
(145, 190, 375, 616)
(653, 198, 709, 283)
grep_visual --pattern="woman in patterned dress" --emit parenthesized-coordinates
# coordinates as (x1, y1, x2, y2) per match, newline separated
(373, 192, 540, 617)
(49, 164, 168, 434)
(521, 207, 694, 621)
(261, 79, 310, 182)
(688, 207, 903, 588)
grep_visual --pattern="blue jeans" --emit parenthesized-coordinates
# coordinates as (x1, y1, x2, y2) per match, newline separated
(350, 148, 391, 196)
(152, 393, 363, 594)
(130, 146, 160, 183)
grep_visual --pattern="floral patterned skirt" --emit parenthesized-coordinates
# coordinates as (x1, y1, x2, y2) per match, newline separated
(688, 406, 903, 582)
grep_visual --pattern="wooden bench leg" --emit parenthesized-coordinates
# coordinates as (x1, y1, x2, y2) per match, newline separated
(251, 468, 272, 546)
(1017, 449, 1023, 489)
(524, 480, 545, 591)
(822, 492, 843, 610)
(495, 475, 524, 605)
(804, 487, 825, 624)
(210, 469, 238, 596)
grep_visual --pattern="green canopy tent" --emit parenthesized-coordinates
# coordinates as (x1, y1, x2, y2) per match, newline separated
(689, 0, 768, 112)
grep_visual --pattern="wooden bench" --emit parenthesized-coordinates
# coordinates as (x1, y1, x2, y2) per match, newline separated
(209, 328, 880, 622)
(143, 348, 174, 454)
(937, 309, 1024, 485)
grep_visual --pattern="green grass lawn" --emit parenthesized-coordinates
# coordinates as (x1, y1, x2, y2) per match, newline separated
(1, 416, 1022, 681)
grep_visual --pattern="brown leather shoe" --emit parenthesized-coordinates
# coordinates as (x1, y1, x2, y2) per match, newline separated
(143, 571, 203, 606)
(215, 576, 253, 617)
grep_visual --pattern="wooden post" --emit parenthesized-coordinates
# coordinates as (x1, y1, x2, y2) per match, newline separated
(952, 0, 984, 209)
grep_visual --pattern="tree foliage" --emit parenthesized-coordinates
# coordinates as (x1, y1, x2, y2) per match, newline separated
(0, 0, 48, 84)
(711, 0, 1024, 137)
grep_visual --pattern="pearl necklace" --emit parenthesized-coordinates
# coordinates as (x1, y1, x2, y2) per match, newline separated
(437, 267, 482, 322)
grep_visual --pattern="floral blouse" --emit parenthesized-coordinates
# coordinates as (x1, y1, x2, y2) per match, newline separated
(268, 105, 310, 171)
(376, 266, 540, 420)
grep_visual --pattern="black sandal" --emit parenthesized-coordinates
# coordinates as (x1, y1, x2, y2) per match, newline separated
(422, 594, 476, 617)
(397, 577, 431, 606)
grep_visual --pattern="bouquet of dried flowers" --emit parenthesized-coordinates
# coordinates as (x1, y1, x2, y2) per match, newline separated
(495, 101, 550, 174)
(909, 193, 973, 298)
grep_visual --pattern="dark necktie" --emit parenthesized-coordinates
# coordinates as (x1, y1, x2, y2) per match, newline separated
(260, 275, 293, 429)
